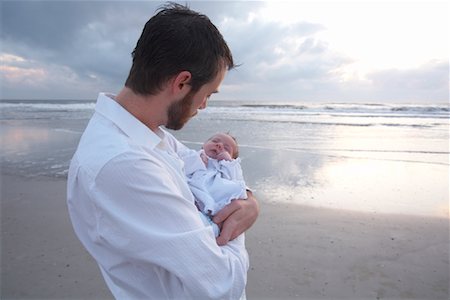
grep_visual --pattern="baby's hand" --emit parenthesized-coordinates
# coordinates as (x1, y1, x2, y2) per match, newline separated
(216, 151, 232, 161)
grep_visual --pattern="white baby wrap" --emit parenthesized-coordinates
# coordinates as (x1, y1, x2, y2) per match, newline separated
(180, 149, 247, 216)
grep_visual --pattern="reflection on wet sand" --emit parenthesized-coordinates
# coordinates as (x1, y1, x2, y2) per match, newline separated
(0, 126, 50, 155)
(0, 123, 82, 177)
(239, 146, 449, 218)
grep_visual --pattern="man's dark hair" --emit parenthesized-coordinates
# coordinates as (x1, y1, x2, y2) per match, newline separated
(125, 2, 235, 95)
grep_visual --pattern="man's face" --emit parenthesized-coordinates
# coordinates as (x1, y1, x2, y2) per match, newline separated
(165, 68, 226, 130)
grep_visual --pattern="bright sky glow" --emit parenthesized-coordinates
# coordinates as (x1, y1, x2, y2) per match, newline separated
(261, 1, 448, 77)
(1, 0, 448, 102)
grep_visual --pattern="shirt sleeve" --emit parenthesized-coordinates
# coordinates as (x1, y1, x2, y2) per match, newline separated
(91, 151, 249, 299)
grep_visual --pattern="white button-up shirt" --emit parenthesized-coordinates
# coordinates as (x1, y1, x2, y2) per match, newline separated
(67, 93, 249, 299)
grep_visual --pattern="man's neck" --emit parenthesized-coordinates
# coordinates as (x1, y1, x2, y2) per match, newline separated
(115, 87, 167, 132)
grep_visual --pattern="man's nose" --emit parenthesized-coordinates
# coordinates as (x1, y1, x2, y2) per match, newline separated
(198, 99, 207, 110)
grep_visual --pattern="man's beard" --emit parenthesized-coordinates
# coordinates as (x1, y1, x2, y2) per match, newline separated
(165, 90, 195, 130)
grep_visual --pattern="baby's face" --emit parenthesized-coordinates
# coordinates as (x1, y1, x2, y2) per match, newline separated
(203, 133, 237, 160)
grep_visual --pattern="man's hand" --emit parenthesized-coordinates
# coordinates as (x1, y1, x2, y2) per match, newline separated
(212, 190, 259, 246)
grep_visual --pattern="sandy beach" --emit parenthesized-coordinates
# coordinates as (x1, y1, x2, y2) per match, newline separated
(1, 173, 448, 299)
(1, 100, 449, 299)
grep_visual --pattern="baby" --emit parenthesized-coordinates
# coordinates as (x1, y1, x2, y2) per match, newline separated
(180, 133, 248, 236)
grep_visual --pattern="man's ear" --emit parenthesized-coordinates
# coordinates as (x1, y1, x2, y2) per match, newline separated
(171, 71, 192, 97)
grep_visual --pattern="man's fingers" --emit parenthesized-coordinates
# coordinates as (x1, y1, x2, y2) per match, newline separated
(212, 201, 241, 224)
(213, 192, 259, 245)
(216, 219, 237, 246)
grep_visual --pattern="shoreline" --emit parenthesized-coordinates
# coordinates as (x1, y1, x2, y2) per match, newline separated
(1, 173, 448, 299)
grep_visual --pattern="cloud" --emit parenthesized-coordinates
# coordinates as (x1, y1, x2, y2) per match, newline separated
(1, 1, 161, 99)
(1, 1, 447, 102)
(0, 53, 108, 100)
(190, 1, 266, 22)
(305, 60, 449, 103)
(365, 60, 449, 102)
(218, 14, 334, 78)
(216, 13, 353, 101)
(368, 60, 448, 91)
(2, 1, 96, 51)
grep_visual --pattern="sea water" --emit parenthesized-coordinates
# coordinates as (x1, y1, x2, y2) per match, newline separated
(1, 99, 448, 216)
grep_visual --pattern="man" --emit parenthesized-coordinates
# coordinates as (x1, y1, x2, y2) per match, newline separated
(67, 3, 259, 299)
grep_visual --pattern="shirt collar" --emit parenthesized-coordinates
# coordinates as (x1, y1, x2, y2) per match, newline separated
(95, 93, 165, 150)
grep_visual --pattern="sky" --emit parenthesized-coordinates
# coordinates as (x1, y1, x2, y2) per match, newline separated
(1, 0, 448, 103)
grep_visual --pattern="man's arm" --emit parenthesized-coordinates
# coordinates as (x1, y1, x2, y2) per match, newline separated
(89, 153, 248, 298)
(213, 190, 259, 246)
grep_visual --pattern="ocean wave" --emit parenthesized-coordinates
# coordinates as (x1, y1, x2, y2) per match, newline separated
(1, 100, 448, 125)
(223, 102, 448, 115)
(198, 115, 441, 128)
(52, 128, 83, 134)
(391, 106, 449, 112)
(2, 100, 447, 116)
(241, 104, 308, 110)
(205, 102, 450, 120)
(0, 100, 95, 111)
(285, 147, 450, 155)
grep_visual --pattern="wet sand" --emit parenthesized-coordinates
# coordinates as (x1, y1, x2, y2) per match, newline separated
(1, 173, 448, 299)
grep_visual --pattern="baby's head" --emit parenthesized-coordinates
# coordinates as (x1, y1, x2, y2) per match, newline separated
(203, 132, 239, 160)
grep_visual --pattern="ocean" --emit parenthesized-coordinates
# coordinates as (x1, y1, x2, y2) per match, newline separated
(1, 99, 448, 217)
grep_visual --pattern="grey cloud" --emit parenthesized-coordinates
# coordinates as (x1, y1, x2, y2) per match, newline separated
(2, 1, 445, 102)
(1, 1, 262, 95)
(298, 38, 327, 55)
(224, 19, 324, 64)
(220, 16, 347, 86)
(1, 57, 105, 100)
(363, 60, 449, 102)
(368, 60, 448, 90)
(190, 1, 266, 22)
(1, 1, 260, 56)
(310, 60, 450, 103)
(2, 1, 162, 90)
(2, 1, 103, 51)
